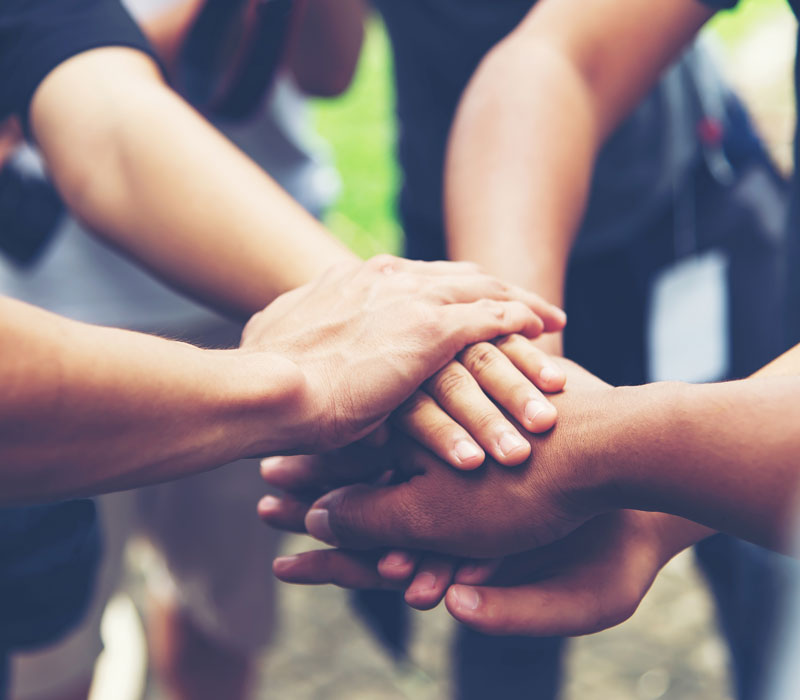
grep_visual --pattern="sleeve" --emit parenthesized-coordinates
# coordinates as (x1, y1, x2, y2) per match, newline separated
(0, 0, 159, 130)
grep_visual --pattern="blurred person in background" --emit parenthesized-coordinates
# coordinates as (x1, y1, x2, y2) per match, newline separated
(0, 1, 566, 698)
(235, 2, 792, 699)
(261, 1, 800, 698)
(349, 4, 793, 699)
(4, 2, 359, 699)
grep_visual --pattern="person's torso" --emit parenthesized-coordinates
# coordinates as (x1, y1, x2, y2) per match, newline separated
(0, 0, 339, 332)
(371, 0, 729, 259)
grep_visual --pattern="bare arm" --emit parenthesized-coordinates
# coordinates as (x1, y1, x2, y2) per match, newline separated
(445, 0, 715, 353)
(1, 252, 551, 504)
(0, 295, 303, 503)
(604, 345, 800, 552)
(30, 46, 354, 321)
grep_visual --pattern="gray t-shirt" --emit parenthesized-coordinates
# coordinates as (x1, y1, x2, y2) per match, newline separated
(0, 0, 339, 332)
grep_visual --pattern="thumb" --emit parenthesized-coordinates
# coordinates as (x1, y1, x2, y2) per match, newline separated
(444, 581, 603, 637)
(445, 571, 642, 638)
(304, 482, 424, 551)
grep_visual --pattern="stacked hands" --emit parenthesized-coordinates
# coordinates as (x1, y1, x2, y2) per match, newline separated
(253, 264, 711, 635)
(240, 254, 567, 461)
(258, 342, 715, 638)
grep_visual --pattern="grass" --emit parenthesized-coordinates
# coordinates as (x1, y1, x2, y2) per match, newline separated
(311, 20, 401, 258)
(312, 4, 795, 258)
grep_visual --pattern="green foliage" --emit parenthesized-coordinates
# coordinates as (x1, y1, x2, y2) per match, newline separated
(311, 19, 402, 258)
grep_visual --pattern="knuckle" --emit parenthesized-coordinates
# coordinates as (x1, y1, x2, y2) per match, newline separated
(429, 366, 470, 404)
(480, 298, 506, 320)
(393, 391, 431, 423)
(460, 342, 500, 378)
(432, 420, 462, 446)
(368, 253, 401, 274)
(472, 409, 503, 433)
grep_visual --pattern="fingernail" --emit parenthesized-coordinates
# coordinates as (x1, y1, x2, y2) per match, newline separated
(305, 509, 339, 546)
(454, 439, 482, 464)
(259, 495, 280, 513)
(273, 555, 299, 569)
(554, 308, 568, 325)
(498, 431, 527, 457)
(539, 366, 561, 384)
(524, 400, 548, 424)
(451, 585, 481, 611)
(414, 572, 437, 591)
(260, 456, 283, 470)
(382, 552, 411, 569)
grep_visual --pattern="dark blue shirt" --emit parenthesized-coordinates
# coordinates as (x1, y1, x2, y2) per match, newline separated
(372, 0, 800, 344)
(0, 0, 156, 129)
(371, 0, 718, 260)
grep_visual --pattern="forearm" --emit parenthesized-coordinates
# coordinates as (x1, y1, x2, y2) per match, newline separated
(445, 36, 594, 310)
(599, 375, 800, 552)
(0, 297, 303, 504)
(30, 47, 355, 320)
(446, 0, 712, 324)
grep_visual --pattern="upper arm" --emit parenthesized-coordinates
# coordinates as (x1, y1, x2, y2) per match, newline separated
(29, 47, 164, 215)
(0, 0, 159, 133)
(511, 0, 717, 139)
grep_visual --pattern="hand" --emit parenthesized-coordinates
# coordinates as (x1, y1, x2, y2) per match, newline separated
(271, 512, 714, 636)
(443, 512, 714, 636)
(395, 334, 566, 470)
(241, 255, 566, 454)
(260, 360, 615, 558)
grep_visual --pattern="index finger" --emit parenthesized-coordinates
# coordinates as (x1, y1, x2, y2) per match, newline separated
(273, 549, 402, 591)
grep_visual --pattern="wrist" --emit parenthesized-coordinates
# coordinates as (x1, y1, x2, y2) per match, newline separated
(205, 347, 308, 457)
(591, 381, 691, 513)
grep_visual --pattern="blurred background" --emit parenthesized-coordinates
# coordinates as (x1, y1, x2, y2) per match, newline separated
(34, 1, 800, 698)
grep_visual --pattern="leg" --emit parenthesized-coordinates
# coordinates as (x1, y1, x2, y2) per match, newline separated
(128, 321, 280, 700)
(146, 596, 252, 700)
(137, 452, 281, 700)
(454, 629, 564, 700)
(9, 493, 136, 700)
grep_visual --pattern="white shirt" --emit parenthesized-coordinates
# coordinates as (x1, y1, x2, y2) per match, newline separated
(0, 0, 339, 331)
